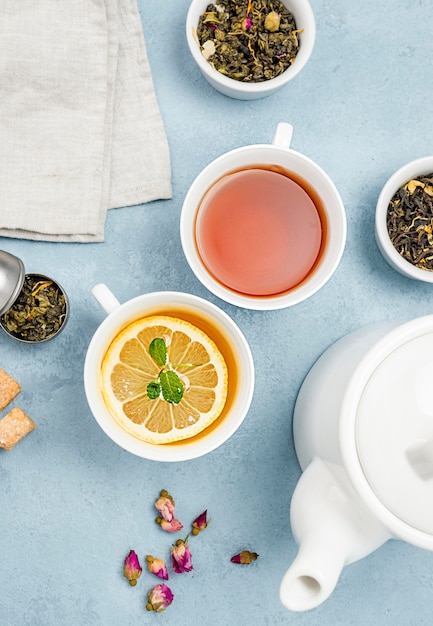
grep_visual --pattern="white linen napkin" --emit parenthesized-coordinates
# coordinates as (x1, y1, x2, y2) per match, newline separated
(0, 0, 172, 242)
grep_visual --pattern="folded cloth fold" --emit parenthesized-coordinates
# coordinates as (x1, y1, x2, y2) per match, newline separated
(0, 0, 172, 242)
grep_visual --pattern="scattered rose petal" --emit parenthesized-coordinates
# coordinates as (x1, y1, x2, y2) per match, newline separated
(171, 537, 193, 574)
(156, 516, 184, 533)
(146, 555, 169, 580)
(123, 549, 142, 586)
(191, 510, 210, 535)
(146, 583, 174, 612)
(154, 489, 176, 522)
(230, 550, 259, 564)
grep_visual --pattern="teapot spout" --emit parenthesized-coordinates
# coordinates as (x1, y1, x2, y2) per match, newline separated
(280, 529, 346, 611)
(280, 457, 390, 611)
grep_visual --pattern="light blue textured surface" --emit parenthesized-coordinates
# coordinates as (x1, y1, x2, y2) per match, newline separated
(1, 1, 433, 624)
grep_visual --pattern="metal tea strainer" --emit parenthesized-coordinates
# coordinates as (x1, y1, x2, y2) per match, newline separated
(0, 250, 25, 317)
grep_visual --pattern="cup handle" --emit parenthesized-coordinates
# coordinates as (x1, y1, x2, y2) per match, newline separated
(92, 283, 121, 316)
(272, 122, 293, 149)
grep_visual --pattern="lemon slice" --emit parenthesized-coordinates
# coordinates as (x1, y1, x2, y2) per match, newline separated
(101, 316, 228, 444)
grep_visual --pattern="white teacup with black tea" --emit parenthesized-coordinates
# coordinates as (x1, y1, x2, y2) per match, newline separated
(180, 123, 347, 310)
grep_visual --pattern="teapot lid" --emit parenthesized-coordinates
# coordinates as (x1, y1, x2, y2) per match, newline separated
(354, 325, 433, 536)
(0, 250, 25, 316)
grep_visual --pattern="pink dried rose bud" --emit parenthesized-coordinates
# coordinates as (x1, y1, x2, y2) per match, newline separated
(146, 555, 169, 580)
(171, 537, 193, 574)
(241, 16, 252, 31)
(191, 510, 210, 535)
(146, 583, 174, 613)
(156, 516, 184, 533)
(123, 549, 142, 586)
(154, 489, 176, 522)
(230, 550, 259, 564)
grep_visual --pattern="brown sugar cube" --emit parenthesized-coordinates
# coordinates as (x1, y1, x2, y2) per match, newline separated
(0, 407, 35, 450)
(0, 368, 21, 411)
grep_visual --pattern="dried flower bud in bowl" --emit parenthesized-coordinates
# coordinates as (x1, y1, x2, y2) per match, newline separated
(186, 0, 315, 100)
(375, 156, 433, 282)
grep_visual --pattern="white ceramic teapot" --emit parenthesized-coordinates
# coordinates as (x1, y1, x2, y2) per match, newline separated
(280, 315, 433, 611)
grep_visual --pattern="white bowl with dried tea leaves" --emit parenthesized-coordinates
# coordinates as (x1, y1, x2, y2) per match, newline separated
(186, 0, 315, 100)
(375, 156, 433, 282)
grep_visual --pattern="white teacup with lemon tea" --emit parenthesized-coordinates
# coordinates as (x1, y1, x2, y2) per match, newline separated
(84, 285, 255, 462)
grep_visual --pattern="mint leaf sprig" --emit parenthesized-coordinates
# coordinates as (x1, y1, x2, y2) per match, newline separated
(146, 338, 185, 405)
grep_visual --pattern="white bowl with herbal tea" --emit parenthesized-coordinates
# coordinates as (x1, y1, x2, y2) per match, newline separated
(375, 157, 433, 282)
(84, 285, 254, 462)
(186, 0, 315, 100)
(180, 123, 346, 310)
(0, 273, 69, 343)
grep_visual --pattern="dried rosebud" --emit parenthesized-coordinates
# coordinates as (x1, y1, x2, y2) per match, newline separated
(154, 489, 176, 522)
(230, 550, 259, 564)
(154, 489, 183, 531)
(146, 583, 174, 613)
(264, 11, 281, 32)
(171, 537, 193, 574)
(191, 510, 210, 535)
(242, 16, 252, 31)
(156, 516, 184, 533)
(123, 549, 142, 586)
(146, 555, 169, 580)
